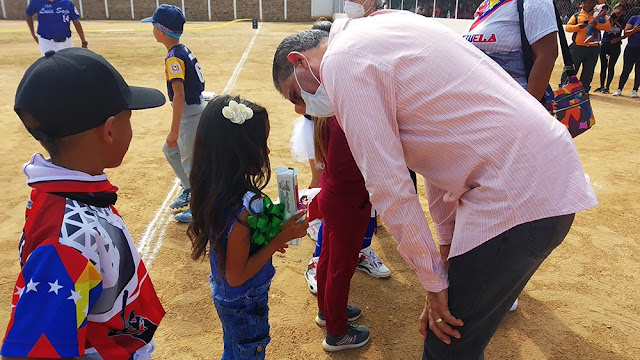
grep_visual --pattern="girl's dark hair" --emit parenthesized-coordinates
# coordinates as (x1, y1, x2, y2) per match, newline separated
(187, 95, 270, 276)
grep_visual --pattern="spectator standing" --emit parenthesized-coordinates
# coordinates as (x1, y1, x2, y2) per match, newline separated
(25, 0, 88, 56)
(563, 0, 611, 91)
(613, 12, 640, 97)
(595, 4, 625, 93)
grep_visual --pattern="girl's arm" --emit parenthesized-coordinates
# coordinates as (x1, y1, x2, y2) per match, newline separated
(309, 160, 323, 188)
(225, 210, 308, 287)
(622, 24, 637, 38)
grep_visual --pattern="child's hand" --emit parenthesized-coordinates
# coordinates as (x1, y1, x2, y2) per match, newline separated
(273, 211, 308, 246)
(166, 131, 178, 148)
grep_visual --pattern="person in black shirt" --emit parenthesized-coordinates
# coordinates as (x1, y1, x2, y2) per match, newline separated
(595, 4, 626, 93)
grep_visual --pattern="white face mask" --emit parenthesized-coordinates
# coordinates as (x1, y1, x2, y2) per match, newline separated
(344, 1, 366, 18)
(294, 64, 335, 118)
(344, 0, 380, 19)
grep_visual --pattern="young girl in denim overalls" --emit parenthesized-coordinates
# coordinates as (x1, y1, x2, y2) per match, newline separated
(187, 95, 308, 359)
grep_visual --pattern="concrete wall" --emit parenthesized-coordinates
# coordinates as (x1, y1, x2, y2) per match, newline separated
(263, 0, 285, 21)
(211, 0, 234, 21)
(3, 0, 313, 21)
(287, 0, 311, 21)
(184, 0, 208, 21)
(4, 0, 29, 20)
(81, 0, 108, 19)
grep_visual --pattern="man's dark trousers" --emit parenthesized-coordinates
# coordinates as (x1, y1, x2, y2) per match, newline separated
(423, 214, 575, 360)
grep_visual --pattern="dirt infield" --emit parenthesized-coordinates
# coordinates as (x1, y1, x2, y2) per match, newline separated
(0, 20, 639, 360)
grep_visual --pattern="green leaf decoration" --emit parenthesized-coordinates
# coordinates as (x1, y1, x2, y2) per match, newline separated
(247, 196, 286, 246)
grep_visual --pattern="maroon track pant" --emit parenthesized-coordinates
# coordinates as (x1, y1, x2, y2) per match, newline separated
(316, 192, 371, 336)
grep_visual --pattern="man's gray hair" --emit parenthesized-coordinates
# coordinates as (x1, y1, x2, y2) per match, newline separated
(272, 30, 329, 93)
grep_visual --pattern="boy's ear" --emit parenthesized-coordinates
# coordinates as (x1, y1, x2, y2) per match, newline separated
(102, 116, 116, 144)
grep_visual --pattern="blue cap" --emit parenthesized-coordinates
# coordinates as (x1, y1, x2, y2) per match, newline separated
(141, 4, 185, 39)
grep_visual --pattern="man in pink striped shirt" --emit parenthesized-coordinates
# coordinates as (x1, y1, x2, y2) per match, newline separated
(272, 10, 597, 358)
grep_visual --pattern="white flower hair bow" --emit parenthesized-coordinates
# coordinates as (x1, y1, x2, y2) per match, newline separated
(222, 100, 254, 125)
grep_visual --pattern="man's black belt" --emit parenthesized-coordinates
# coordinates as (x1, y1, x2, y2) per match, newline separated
(41, 36, 70, 42)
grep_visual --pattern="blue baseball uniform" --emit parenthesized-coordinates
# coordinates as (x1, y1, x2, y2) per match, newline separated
(161, 43, 206, 199)
(165, 44, 205, 105)
(26, 0, 80, 41)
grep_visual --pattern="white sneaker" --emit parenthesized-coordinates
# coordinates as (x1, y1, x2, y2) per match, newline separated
(613, 89, 622, 96)
(305, 257, 319, 294)
(357, 246, 391, 278)
(510, 298, 518, 312)
(631, 90, 638, 98)
(307, 219, 322, 241)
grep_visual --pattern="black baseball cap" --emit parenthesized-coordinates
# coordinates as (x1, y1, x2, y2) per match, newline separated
(15, 48, 166, 141)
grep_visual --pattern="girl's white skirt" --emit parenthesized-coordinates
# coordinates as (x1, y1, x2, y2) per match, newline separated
(290, 116, 315, 163)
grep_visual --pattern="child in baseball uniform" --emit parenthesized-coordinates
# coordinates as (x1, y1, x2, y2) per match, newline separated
(143, 4, 206, 223)
(25, 0, 88, 56)
(2, 48, 166, 360)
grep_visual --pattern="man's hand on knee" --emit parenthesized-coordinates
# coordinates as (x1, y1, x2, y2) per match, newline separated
(419, 289, 463, 344)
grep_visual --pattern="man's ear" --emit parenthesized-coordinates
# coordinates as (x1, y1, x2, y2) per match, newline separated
(102, 116, 115, 144)
(287, 51, 309, 69)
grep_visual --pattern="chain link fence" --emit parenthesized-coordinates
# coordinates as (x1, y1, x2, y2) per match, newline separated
(383, 0, 640, 22)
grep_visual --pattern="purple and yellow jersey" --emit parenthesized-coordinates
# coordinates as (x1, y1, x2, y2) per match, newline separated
(165, 44, 205, 104)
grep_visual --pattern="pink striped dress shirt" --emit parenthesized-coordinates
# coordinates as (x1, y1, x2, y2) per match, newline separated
(320, 10, 598, 293)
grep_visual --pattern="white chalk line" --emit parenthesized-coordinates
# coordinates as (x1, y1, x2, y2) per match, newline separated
(139, 26, 262, 267)
(222, 26, 262, 95)
(138, 179, 180, 260)
(145, 213, 175, 268)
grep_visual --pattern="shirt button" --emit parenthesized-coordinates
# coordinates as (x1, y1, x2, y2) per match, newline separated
(256, 346, 264, 353)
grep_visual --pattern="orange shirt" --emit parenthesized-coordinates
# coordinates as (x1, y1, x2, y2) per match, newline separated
(566, 9, 611, 47)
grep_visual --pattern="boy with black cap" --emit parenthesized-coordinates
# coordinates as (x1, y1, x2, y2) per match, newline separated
(143, 4, 206, 223)
(1, 48, 166, 360)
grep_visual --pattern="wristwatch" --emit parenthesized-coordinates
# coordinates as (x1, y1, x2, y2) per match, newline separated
(82, 41, 88, 46)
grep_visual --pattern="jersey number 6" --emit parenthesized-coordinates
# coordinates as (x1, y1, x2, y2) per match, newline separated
(189, 53, 205, 84)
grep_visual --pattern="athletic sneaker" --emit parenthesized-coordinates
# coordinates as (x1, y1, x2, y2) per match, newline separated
(169, 188, 190, 209)
(584, 34, 593, 43)
(323, 324, 370, 352)
(510, 298, 518, 312)
(631, 90, 638, 98)
(315, 305, 362, 327)
(305, 257, 319, 295)
(307, 218, 322, 241)
(588, 40, 600, 45)
(357, 246, 391, 278)
(613, 89, 622, 96)
(601, 87, 610, 94)
(593, 87, 604, 93)
(175, 208, 192, 223)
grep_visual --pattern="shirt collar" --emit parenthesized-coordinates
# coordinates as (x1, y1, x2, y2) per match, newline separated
(23, 153, 118, 194)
